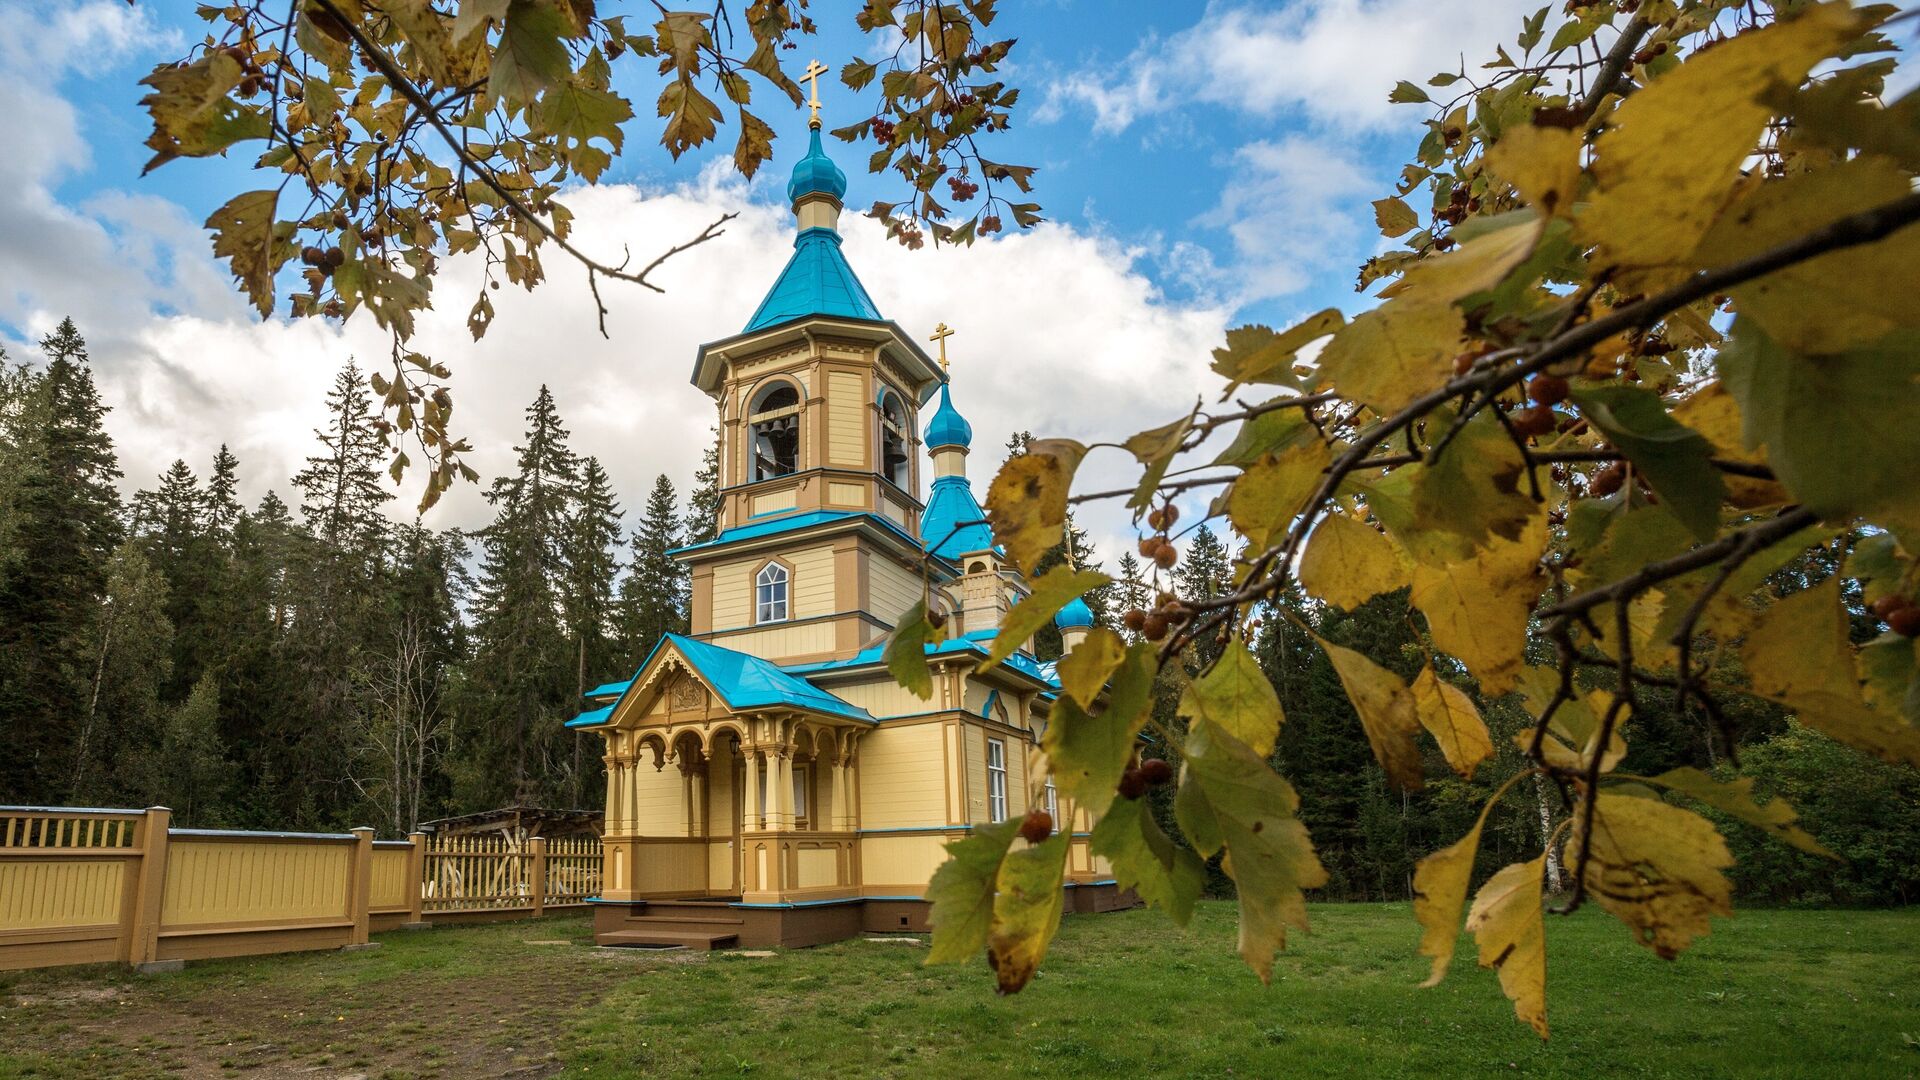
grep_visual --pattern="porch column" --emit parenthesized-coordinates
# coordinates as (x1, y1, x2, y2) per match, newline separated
(819, 748, 839, 834)
(778, 749, 797, 831)
(698, 753, 714, 837)
(743, 747, 762, 832)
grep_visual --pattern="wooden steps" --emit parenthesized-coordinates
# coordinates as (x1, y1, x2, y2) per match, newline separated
(600, 927, 738, 951)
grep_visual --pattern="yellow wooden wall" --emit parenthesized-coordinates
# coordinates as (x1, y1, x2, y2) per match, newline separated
(160, 838, 351, 927)
(857, 725, 947, 828)
(826, 371, 865, 467)
(630, 766, 686, 835)
(709, 544, 836, 631)
(868, 556, 922, 627)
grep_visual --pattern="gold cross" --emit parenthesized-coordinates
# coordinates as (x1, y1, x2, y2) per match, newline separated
(802, 59, 830, 126)
(929, 322, 954, 373)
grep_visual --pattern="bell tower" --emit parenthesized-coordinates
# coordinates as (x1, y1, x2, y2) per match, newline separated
(676, 69, 946, 664)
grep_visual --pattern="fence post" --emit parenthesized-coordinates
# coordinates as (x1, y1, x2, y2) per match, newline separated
(406, 831, 427, 928)
(127, 806, 172, 971)
(347, 827, 374, 947)
(530, 836, 547, 918)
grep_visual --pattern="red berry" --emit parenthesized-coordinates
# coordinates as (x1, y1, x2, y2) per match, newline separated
(1890, 607, 1920, 638)
(1139, 758, 1173, 786)
(1138, 537, 1159, 558)
(1122, 609, 1148, 632)
(1868, 594, 1910, 620)
(1117, 768, 1148, 800)
(1152, 541, 1178, 570)
(1019, 808, 1053, 843)
(1589, 463, 1626, 498)
(1528, 374, 1570, 406)
(1141, 613, 1169, 642)
(1511, 405, 1557, 439)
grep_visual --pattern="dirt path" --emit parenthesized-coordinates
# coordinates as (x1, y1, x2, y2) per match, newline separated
(0, 915, 685, 1079)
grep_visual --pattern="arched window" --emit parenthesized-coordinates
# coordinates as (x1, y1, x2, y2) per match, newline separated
(967, 560, 988, 575)
(749, 382, 801, 481)
(879, 390, 910, 489)
(755, 562, 789, 623)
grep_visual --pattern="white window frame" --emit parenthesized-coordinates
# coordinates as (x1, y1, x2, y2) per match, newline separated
(1044, 778, 1058, 827)
(878, 390, 911, 489)
(986, 738, 1008, 823)
(755, 562, 789, 624)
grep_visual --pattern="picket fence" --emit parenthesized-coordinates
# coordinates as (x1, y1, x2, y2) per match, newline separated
(0, 806, 601, 972)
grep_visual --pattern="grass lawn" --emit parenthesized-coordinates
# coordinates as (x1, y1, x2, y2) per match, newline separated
(2, 902, 1917, 1078)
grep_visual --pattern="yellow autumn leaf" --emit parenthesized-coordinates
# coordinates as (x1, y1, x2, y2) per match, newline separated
(1410, 514, 1548, 697)
(1647, 767, 1835, 858)
(1177, 637, 1284, 757)
(1322, 218, 1540, 414)
(1298, 511, 1411, 610)
(1055, 626, 1127, 710)
(1318, 637, 1425, 791)
(1580, 1, 1864, 288)
(1486, 125, 1582, 217)
(1411, 664, 1493, 780)
(1514, 665, 1629, 774)
(1411, 788, 1506, 989)
(1466, 856, 1549, 1039)
(1669, 381, 1790, 510)
(1741, 575, 1920, 767)
(1694, 155, 1920, 354)
(1173, 717, 1327, 982)
(985, 830, 1071, 993)
(1579, 793, 1734, 960)
(984, 438, 1087, 575)
(1226, 441, 1330, 553)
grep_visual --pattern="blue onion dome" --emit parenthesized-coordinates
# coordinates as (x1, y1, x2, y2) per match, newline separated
(924, 383, 973, 449)
(787, 125, 847, 204)
(1055, 597, 1095, 630)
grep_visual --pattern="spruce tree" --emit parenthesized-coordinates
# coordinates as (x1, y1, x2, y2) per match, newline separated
(462, 385, 579, 807)
(0, 318, 123, 802)
(560, 455, 622, 806)
(622, 474, 689, 655)
(277, 362, 394, 826)
(684, 427, 722, 544)
(215, 491, 300, 825)
(1113, 552, 1152, 641)
(205, 444, 243, 540)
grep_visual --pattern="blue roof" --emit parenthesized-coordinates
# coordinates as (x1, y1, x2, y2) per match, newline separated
(786, 125, 848, 204)
(743, 228, 883, 333)
(783, 631, 1059, 689)
(921, 476, 994, 560)
(1055, 597, 1094, 629)
(669, 509, 923, 557)
(584, 680, 629, 699)
(567, 633, 876, 728)
(923, 383, 973, 449)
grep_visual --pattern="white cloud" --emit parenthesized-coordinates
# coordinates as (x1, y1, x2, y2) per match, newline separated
(16, 168, 1230, 572)
(1192, 135, 1375, 306)
(1041, 0, 1545, 134)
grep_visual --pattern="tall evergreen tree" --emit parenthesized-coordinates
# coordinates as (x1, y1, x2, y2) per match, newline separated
(214, 491, 300, 826)
(622, 474, 689, 655)
(560, 455, 621, 806)
(461, 385, 579, 807)
(684, 427, 722, 544)
(205, 444, 243, 540)
(0, 318, 123, 802)
(146, 673, 233, 827)
(1113, 552, 1152, 641)
(274, 363, 395, 826)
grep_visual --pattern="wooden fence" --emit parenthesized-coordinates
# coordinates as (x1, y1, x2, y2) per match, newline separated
(0, 806, 601, 972)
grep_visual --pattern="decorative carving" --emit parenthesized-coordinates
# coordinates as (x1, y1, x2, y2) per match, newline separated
(670, 675, 707, 712)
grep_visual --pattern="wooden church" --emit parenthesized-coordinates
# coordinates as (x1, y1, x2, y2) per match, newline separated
(568, 109, 1126, 950)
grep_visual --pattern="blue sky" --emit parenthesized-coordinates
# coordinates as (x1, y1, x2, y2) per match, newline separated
(0, 0, 1547, 555)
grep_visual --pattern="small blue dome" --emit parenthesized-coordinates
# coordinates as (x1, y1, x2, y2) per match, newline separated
(1055, 597, 1095, 630)
(924, 384, 972, 449)
(787, 126, 847, 204)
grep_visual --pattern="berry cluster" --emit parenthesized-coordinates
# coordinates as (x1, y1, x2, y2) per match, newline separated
(222, 44, 268, 99)
(946, 174, 980, 202)
(896, 223, 925, 250)
(870, 116, 897, 144)
(979, 215, 1003, 235)
(1509, 372, 1570, 439)
(1871, 594, 1920, 638)
(1437, 186, 1481, 227)
(1117, 758, 1174, 801)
